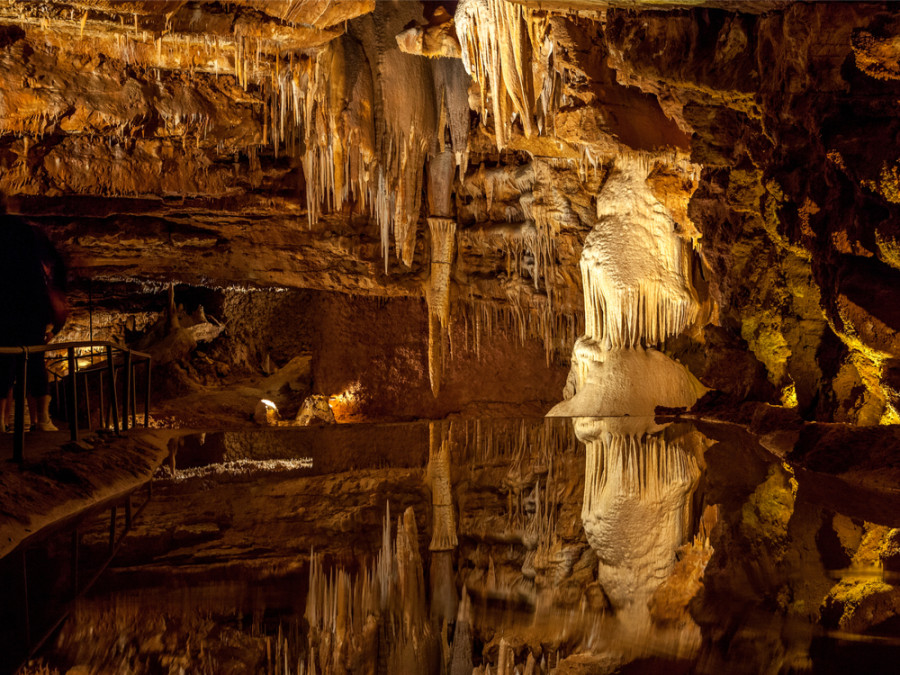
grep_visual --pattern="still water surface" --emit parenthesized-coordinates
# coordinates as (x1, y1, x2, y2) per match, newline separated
(12, 418, 900, 674)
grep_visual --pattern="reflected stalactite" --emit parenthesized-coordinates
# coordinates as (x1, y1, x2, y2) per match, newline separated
(428, 422, 460, 633)
(428, 423, 458, 552)
(449, 588, 474, 675)
(304, 503, 438, 675)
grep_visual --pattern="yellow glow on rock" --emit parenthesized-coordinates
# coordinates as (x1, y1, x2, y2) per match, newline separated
(780, 381, 798, 408)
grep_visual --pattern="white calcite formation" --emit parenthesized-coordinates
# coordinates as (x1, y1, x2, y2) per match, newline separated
(583, 159, 698, 350)
(548, 156, 705, 417)
(577, 418, 702, 612)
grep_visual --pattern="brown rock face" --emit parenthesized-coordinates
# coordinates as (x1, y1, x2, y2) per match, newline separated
(605, 3, 900, 422)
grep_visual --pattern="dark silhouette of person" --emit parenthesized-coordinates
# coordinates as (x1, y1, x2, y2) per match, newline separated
(0, 198, 68, 432)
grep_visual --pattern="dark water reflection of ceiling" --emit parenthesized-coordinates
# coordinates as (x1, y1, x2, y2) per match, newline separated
(19, 418, 900, 674)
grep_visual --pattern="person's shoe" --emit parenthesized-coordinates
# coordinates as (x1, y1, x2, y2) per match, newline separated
(36, 420, 59, 432)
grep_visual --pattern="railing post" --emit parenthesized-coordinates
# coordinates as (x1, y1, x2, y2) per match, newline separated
(13, 349, 27, 463)
(21, 548, 30, 648)
(98, 370, 106, 430)
(144, 359, 151, 428)
(67, 347, 78, 443)
(82, 371, 92, 432)
(122, 351, 132, 432)
(125, 494, 133, 529)
(105, 346, 120, 434)
(108, 506, 117, 555)
(71, 528, 79, 597)
(130, 373, 137, 429)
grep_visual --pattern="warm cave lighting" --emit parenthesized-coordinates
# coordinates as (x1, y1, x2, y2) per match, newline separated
(781, 381, 799, 408)
(254, 398, 280, 426)
(327, 383, 361, 422)
(5, 1, 900, 673)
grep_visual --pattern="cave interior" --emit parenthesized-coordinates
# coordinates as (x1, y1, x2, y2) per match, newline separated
(3, 0, 900, 673)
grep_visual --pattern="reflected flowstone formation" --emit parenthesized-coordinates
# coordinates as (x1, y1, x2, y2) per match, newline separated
(576, 417, 705, 614)
(11, 418, 900, 674)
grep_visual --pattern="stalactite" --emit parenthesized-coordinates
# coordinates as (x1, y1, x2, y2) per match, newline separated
(455, 294, 581, 367)
(428, 312, 443, 399)
(456, 0, 548, 149)
(266, 28, 444, 278)
(428, 218, 457, 328)
(427, 217, 457, 396)
(432, 57, 471, 173)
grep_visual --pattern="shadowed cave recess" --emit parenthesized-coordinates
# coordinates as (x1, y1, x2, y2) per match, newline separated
(5, 0, 900, 673)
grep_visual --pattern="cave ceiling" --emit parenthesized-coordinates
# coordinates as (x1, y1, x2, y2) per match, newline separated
(3, 0, 900, 422)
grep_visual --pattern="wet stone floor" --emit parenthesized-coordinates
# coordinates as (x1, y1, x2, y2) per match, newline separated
(6, 417, 900, 674)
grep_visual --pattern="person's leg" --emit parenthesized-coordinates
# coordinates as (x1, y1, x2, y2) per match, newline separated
(27, 351, 56, 430)
(0, 389, 9, 433)
(0, 356, 14, 432)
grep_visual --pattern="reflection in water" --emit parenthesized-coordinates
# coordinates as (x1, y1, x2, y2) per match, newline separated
(15, 418, 900, 674)
(305, 505, 438, 674)
(577, 417, 704, 613)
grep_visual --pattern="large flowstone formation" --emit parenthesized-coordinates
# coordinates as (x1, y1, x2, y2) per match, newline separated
(549, 157, 705, 417)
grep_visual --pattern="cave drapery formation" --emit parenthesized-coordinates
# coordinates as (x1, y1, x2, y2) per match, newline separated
(3, 0, 900, 423)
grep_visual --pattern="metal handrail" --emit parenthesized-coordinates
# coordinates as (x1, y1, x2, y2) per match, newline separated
(1, 341, 151, 463)
(0, 340, 150, 358)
